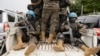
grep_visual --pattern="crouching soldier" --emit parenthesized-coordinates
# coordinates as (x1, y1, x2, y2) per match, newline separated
(13, 5, 40, 56)
(24, 10, 40, 56)
(54, 12, 100, 56)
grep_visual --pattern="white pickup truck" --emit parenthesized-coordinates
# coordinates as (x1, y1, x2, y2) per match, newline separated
(1, 10, 99, 56)
(1, 27, 98, 56)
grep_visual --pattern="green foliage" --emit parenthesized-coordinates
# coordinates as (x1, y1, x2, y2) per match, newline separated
(70, 0, 100, 15)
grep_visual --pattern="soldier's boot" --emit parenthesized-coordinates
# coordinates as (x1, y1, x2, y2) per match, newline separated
(80, 45, 100, 56)
(53, 39, 65, 51)
(25, 44, 36, 56)
(13, 37, 25, 50)
(48, 33, 54, 44)
(40, 32, 46, 42)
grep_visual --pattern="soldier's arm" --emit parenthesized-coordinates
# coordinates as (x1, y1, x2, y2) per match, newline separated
(61, 22, 69, 30)
(77, 23, 87, 29)
(27, 26, 40, 35)
(27, 24, 40, 35)
(28, 31, 39, 35)
(64, 25, 70, 30)
(78, 23, 87, 35)
(14, 21, 25, 27)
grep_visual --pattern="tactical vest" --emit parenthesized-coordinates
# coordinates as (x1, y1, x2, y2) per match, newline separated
(43, 0, 59, 10)
(59, 0, 71, 8)
(70, 23, 81, 38)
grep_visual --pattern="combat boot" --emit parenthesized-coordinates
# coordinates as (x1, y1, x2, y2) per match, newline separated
(80, 45, 100, 56)
(48, 33, 54, 44)
(24, 44, 36, 56)
(40, 32, 46, 42)
(13, 37, 25, 50)
(54, 39, 65, 51)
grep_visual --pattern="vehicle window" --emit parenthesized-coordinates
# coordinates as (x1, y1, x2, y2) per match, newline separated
(0, 10, 2, 22)
(0, 14, 2, 23)
(95, 18, 100, 28)
(85, 23, 96, 28)
(84, 16, 98, 23)
(8, 14, 15, 22)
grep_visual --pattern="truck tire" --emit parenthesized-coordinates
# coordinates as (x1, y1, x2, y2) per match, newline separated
(31, 0, 42, 6)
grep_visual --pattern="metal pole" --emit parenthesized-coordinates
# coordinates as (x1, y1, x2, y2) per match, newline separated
(93, 8, 96, 14)
(81, 4, 83, 15)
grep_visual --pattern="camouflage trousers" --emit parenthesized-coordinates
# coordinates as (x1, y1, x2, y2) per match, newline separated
(41, 9, 59, 34)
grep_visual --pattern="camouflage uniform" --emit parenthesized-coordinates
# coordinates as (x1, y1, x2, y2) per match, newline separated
(41, 0, 60, 43)
(14, 14, 40, 56)
(59, 0, 71, 28)
(54, 18, 100, 55)
(59, 22, 87, 46)
(15, 19, 40, 46)
(41, 0, 60, 33)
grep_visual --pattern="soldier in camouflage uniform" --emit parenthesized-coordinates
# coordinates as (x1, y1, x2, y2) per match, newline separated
(24, 10, 40, 56)
(41, 0, 60, 44)
(54, 12, 100, 56)
(13, 4, 40, 56)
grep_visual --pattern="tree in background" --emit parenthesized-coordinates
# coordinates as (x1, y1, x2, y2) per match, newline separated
(70, 0, 100, 15)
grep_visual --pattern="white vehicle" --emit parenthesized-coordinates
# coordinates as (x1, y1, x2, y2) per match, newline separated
(0, 9, 26, 55)
(77, 15, 100, 56)
(2, 9, 99, 56)
(0, 9, 20, 47)
(2, 27, 98, 56)
(2, 16, 98, 56)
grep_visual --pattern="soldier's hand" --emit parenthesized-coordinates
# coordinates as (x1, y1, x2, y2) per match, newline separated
(65, 25, 70, 30)
(27, 31, 38, 35)
(14, 23, 20, 27)
(79, 28, 87, 35)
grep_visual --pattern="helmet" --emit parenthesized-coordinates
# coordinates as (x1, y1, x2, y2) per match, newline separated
(69, 12, 77, 18)
(26, 10, 35, 17)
